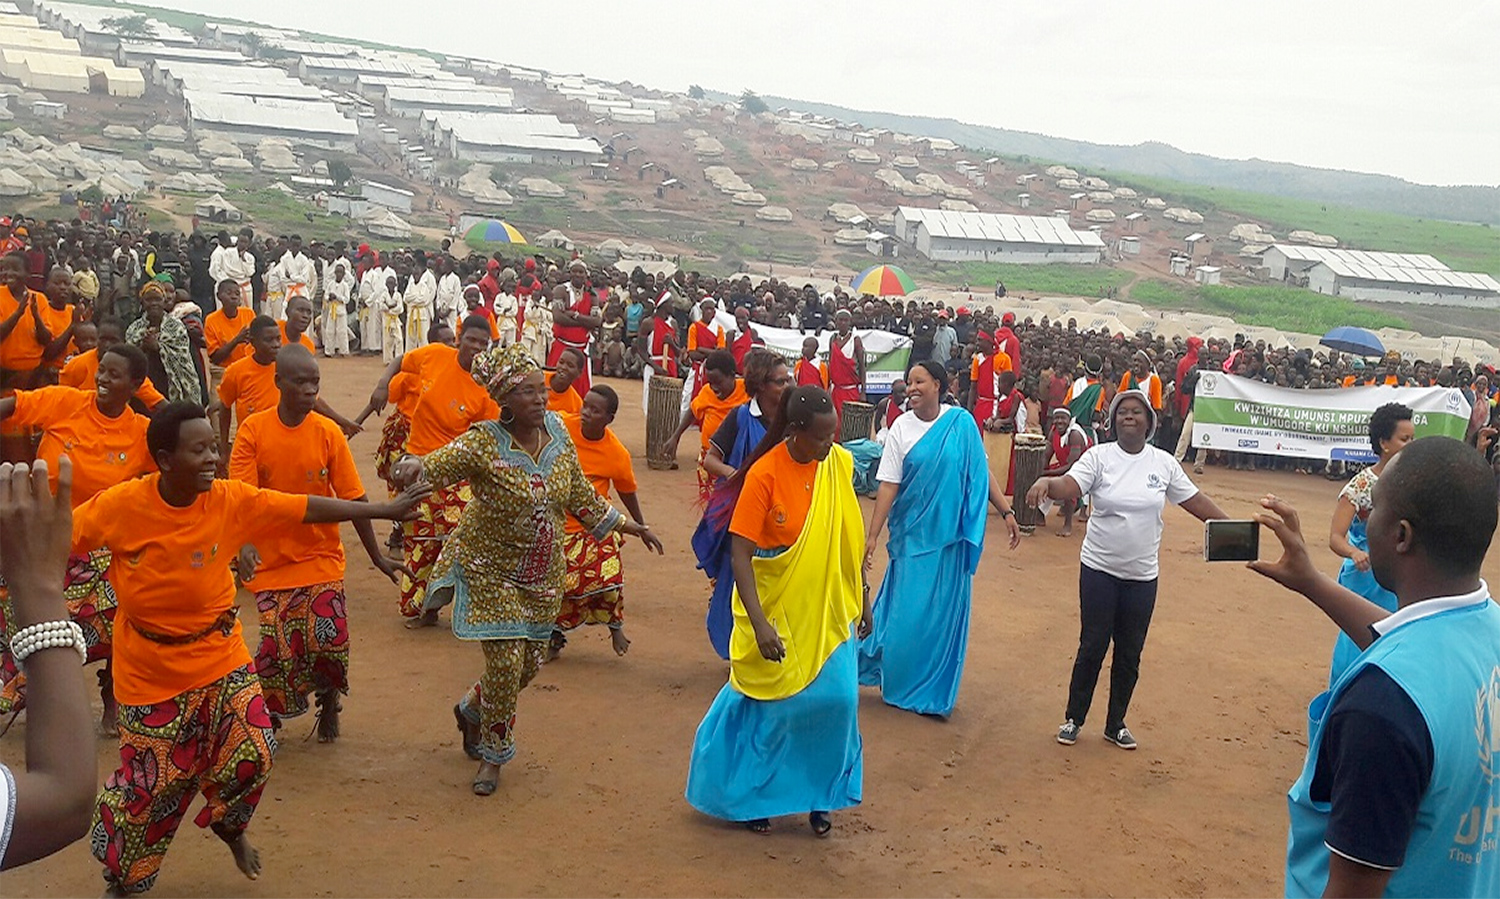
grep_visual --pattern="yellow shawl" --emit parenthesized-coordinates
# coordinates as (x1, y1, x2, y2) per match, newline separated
(729, 444, 864, 701)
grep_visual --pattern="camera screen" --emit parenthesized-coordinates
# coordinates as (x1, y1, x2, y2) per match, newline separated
(1205, 520, 1259, 562)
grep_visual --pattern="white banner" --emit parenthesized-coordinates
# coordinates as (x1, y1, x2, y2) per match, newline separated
(1191, 372, 1471, 462)
(746, 324, 913, 394)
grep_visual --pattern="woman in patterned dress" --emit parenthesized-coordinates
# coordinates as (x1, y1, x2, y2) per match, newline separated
(1325, 402, 1413, 686)
(391, 345, 662, 796)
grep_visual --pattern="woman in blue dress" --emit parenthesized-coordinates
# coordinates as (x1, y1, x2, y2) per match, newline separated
(858, 361, 1020, 718)
(685, 386, 870, 836)
(1325, 402, 1413, 686)
(691, 349, 793, 659)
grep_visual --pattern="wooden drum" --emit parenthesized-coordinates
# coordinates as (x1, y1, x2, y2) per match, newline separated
(646, 375, 685, 470)
(838, 401, 875, 444)
(1012, 432, 1048, 534)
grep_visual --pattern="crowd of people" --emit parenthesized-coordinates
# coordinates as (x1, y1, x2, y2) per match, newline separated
(1, 212, 1498, 897)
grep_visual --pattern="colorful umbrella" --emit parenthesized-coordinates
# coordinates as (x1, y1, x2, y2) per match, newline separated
(850, 264, 916, 297)
(464, 220, 527, 244)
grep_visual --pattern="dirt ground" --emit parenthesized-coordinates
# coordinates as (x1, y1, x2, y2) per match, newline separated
(4, 356, 1497, 898)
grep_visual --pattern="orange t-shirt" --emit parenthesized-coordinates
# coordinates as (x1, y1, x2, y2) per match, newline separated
(562, 413, 637, 534)
(7, 385, 152, 505)
(0, 285, 47, 373)
(794, 359, 829, 389)
(970, 352, 1014, 381)
(402, 343, 500, 456)
(60, 348, 167, 407)
(729, 441, 816, 550)
(690, 379, 748, 452)
(279, 321, 317, 354)
(203, 307, 252, 364)
(228, 409, 366, 590)
(218, 354, 279, 428)
(36, 301, 73, 370)
(72, 475, 309, 705)
(687, 323, 725, 352)
(546, 372, 584, 415)
(389, 370, 420, 418)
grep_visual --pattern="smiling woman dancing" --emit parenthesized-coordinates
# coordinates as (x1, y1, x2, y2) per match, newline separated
(392, 344, 662, 796)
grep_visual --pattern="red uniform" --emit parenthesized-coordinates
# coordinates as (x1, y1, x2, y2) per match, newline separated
(730, 329, 758, 370)
(794, 358, 828, 388)
(827, 334, 861, 413)
(649, 318, 678, 378)
(549, 288, 598, 396)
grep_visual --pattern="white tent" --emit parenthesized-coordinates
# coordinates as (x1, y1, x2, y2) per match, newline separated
(212, 156, 253, 173)
(103, 124, 142, 140)
(516, 177, 564, 198)
(535, 229, 573, 250)
(17, 161, 58, 190)
(596, 238, 629, 260)
(194, 192, 241, 222)
(362, 207, 411, 239)
(146, 124, 187, 143)
(755, 205, 793, 223)
(0, 167, 32, 196)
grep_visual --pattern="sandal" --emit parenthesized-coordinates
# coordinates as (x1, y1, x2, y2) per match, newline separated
(309, 693, 342, 743)
(454, 704, 480, 760)
(743, 818, 771, 835)
(809, 811, 832, 837)
(472, 774, 498, 796)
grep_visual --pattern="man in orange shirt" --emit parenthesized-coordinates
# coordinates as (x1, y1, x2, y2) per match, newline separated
(665, 350, 747, 504)
(217, 315, 358, 462)
(366, 314, 499, 624)
(60, 316, 165, 412)
(76, 402, 425, 896)
(0, 343, 154, 730)
(204, 279, 254, 368)
(229, 346, 405, 740)
(545, 347, 584, 415)
(683, 297, 726, 404)
(551, 385, 647, 660)
(969, 330, 1014, 430)
(35, 265, 82, 381)
(278, 294, 317, 354)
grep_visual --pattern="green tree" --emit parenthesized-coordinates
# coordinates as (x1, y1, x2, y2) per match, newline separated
(100, 14, 154, 39)
(489, 164, 508, 184)
(739, 90, 768, 115)
(326, 159, 352, 188)
(242, 32, 264, 58)
(687, 84, 705, 100)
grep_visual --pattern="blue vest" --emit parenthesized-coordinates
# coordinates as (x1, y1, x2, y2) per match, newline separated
(1286, 594, 1500, 898)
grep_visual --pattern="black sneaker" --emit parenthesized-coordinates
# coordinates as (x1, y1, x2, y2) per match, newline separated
(1103, 726, 1137, 750)
(1056, 720, 1080, 745)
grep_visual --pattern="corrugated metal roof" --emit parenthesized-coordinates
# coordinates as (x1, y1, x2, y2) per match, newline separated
(184, 90, 357, 137)
(39, 1, 195, 43)
(899, 207, 1105, 248)
(1272, 244, 1449, 271)
(385, 85, 512, 108)
(301, 56, 429, 76)
(1315, 260, 1500, 292)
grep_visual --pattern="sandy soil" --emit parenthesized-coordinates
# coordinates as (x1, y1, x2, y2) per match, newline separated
(4, 355, 1496, 898)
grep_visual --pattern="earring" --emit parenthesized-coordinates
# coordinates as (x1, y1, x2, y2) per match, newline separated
(499, 406, 515, 425)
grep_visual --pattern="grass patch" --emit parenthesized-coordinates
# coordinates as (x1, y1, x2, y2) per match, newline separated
(1097, 171, 1500, 277)
(1128, 278, 1407, 333)
(939, 262, 1134, 297)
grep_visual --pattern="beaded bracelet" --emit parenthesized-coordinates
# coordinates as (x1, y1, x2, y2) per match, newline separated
(9, 620, 87, 667)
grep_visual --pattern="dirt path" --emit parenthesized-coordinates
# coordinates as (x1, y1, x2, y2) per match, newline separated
(4, 356, 1495, 897)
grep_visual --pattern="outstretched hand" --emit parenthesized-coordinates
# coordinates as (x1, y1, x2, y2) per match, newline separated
(633, 524, 665, 555)
(1024, 478, 1050, 510)
(374, 554, 413, 586)
(1247, 494, 1321, 595)
(386, 481, 433, 520)
(0, 457, 73, 620)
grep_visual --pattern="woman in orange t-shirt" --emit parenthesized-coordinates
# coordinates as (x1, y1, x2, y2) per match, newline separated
(685, 386, 870, 836)
(0, 343, 154, 729)
(665, 349, 747, 504)
(545, 347, 585, 415)
(75, 402, 425, 895)
(367, 314, 499, 624)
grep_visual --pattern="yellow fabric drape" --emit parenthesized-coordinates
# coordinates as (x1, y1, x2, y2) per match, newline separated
(729, 444, 864, 701)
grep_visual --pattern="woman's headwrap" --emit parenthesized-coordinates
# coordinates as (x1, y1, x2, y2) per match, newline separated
(470, 343, 539, 402)
(139, 281, 170, 304)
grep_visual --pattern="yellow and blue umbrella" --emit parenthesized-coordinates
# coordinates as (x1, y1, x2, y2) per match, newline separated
(465, 220, 527, 244)
(850, 264, 916, 297)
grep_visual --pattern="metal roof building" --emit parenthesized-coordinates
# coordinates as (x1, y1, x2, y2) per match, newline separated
(383, 84, 513, 118)
(183, 90, 357, 149)
(424, 112, 600, 165)
(1261, 244, 1449, 281)
(1306, 259, 1500, 308)
(892, 206, 1105, 264)
(298, 55, 436, 84)
(154, 61, 324, 100)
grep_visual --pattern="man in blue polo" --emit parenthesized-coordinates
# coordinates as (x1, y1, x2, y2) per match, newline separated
(1251, 436, 1500, 898)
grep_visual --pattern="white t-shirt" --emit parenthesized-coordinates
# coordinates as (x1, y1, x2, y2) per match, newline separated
(0, 761, 14, 867)
(1067, 442, 1199, 581)
(876, 405, 961, 484)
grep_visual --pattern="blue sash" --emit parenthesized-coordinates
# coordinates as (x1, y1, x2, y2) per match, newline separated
(690, 403, 767, 659)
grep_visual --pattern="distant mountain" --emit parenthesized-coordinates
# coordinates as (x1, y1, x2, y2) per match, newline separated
(746, 94, 1500, 226)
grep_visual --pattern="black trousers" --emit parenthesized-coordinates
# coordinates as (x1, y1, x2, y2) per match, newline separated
(1065, 565, 1158, 731)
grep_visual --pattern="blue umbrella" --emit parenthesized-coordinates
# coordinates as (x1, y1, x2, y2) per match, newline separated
(1319, 326, 1385, 357)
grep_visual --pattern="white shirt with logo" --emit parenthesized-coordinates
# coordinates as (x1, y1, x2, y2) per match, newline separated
(1067, 442, 1199, 581)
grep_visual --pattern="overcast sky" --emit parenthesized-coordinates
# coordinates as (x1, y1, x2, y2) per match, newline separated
(160, 0, 1498, 187)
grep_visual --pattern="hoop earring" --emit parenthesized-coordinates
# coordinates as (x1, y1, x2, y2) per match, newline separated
(499, 406, 516, 425)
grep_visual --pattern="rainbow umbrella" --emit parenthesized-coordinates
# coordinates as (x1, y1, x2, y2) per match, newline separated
(850, 264, 916, 297)
(464, 220, 527, 244)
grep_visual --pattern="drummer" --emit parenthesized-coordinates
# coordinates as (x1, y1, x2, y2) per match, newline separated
(1041, 407, 1089, 537)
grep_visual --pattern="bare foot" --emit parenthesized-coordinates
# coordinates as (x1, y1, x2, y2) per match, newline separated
(404, 609, 438, 630)
(1058, 526, 1072, 537)
(611, 628, 631, 656)
(103, 885, 130, 897)
(97, 707, 119, 738)
(228, 833, 261, 880)
(314, 692, 341, 743)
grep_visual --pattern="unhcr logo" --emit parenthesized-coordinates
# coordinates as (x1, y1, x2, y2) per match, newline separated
(1477, 666, 1500, 783)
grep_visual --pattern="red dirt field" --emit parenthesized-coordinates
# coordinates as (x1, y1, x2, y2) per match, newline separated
(4, 355, 1496, 898)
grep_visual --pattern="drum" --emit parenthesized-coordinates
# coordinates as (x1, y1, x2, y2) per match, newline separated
(1012, 432, 1048, 535)
(838, 401, 875, 444)
(646, 375, 685, 471)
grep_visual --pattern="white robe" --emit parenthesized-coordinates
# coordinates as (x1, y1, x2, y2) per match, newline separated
(323, 266, 352, 356)
(379, 288, 406, 363)
(358, 266, 392, 353)
(435, 272, 463, 330)
(404, 269, 437, 350)
(208, 246, 254, 308)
